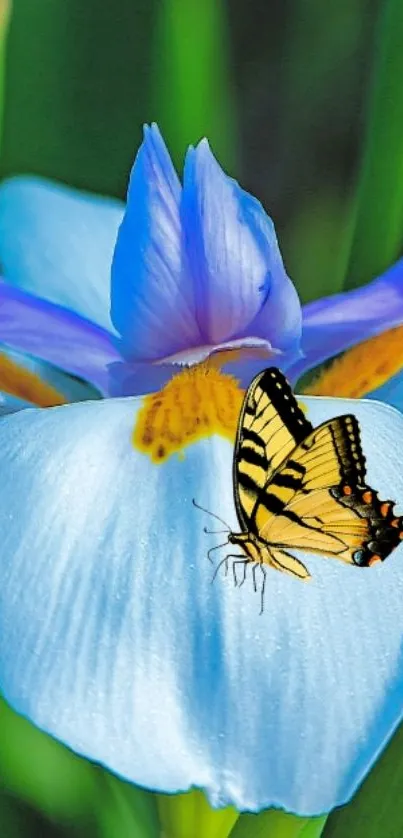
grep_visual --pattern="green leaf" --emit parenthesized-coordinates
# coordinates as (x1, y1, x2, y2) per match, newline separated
(97, 772, 160, 838)
(0, 0, 11, 151)
(283, 188, 355, 304)
(157, 789, 238, 838)
(0, 699, 96, 821)
(152, 0, 237, 172)
(230, 809, 327, 838)
(1, 0, 155, 197)
(323, 723, 403, 838)
(0, 791, 27, 838)
(343, 0, 403, 290)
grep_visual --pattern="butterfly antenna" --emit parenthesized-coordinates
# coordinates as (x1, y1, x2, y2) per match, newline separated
(192, 498, 230, 532)
(203, 526, 228, 534)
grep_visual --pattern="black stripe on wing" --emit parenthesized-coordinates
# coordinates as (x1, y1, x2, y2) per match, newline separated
(255, 368, 313, 442)
(233, 367, 312, 533)
(328, 414, 367, 488)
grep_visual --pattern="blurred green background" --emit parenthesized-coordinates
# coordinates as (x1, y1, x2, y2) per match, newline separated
(1, 0, 403, 836)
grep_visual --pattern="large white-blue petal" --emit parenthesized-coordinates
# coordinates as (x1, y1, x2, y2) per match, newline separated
(0, 177, 124, 333)
(0, 396, 403, 815)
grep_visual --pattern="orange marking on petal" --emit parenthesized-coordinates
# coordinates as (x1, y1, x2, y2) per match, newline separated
(303, 324, 403, 398)
(133, 364, 244, 463)
(0, 353, 66, 407)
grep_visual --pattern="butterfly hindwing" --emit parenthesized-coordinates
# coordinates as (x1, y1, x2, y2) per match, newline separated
(258, 416, 403, 566)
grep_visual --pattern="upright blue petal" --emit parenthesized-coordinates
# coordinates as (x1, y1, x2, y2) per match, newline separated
(111, 124, 199, 361)
(181, 139, 301, 350)
(1, 395, 403, 815)
(0, 176, 124, 333)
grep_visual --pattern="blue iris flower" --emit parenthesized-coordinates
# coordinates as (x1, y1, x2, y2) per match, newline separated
(1, 125, 403, 817)
(0, 123, 402, 401)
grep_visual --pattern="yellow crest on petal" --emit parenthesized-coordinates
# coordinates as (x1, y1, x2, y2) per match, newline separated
(133, 364, 243, 462)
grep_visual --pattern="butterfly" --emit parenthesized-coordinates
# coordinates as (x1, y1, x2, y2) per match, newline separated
(196, 367, 403, 611)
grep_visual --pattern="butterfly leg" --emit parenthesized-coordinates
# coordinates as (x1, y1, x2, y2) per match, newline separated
(212, 553, 244, 583)
(250, 562, 267, 613)
(259, 564, 267, 615)
(232, 558, 250, 587)
(211, 554, 229, 583)
(252, 562, 260, 592)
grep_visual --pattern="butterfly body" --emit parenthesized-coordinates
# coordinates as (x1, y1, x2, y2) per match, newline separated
(228, 367, 403, 586)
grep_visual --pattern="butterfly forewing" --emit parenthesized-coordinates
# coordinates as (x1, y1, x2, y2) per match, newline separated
(234, 368, 312, 532)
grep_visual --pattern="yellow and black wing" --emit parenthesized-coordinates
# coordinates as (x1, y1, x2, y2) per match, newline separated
(235, 367, 403, 567)
(233, 367, 313, 531)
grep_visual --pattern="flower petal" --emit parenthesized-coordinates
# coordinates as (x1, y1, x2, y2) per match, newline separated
(181, 139, 302, 351)
(1, 395, 403, 815)
(0, 176, 124, 332)
(109, 341, 281, 397)
(0, 281, 121, 394)
(111, 124, 199, 361)
(0, 347, 100, 405)
(0, 391, 33, 415)
(367, 370, 403, 412)
(289, 259, 403, 383)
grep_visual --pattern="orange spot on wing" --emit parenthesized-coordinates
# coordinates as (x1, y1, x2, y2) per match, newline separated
(368, 555, 382, 566)
(380, 502, 391, 517)
(362, 490, 373, 504)
(343, 485, 353, 496)
(133, 364, 244, 463)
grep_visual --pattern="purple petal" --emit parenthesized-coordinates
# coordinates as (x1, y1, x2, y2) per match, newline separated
(0, 281, 121, 395)
(181, 139, 302, 351)
(107, 360, 177, 397)
(288, 259, 403, 384)
(111, 124, 199, 361)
